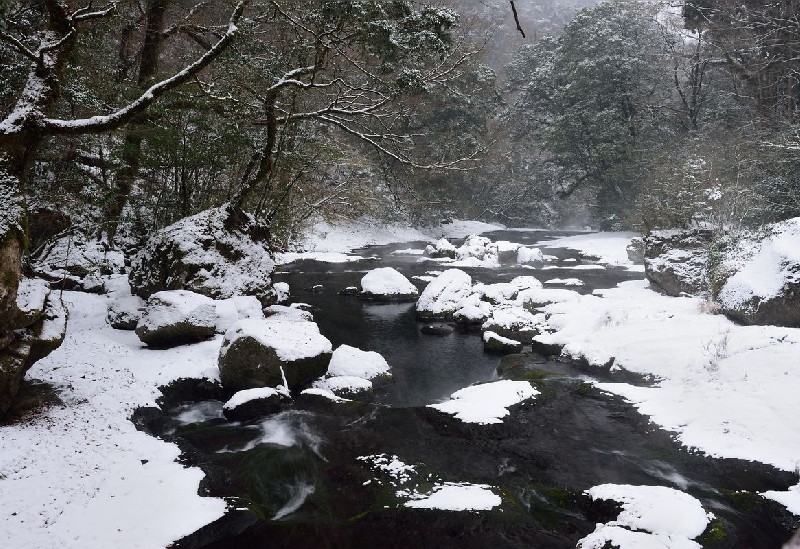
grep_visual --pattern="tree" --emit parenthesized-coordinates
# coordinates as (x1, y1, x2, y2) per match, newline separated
(0, 0, 248, 345)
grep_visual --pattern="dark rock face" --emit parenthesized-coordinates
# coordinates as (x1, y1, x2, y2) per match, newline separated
(643, 229, 714, 297)
(218, 321, 332, 392)
(0, 287, 67, 417)
(135, 291, 217, 348)
(128, 205, 277, 305)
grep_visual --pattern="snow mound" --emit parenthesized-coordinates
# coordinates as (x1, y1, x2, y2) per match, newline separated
(327, 344, 391, 380)
(579, 484, 713, 548)
(541, 232, 641, 270)
(361, 267, 418, 299)
(404, 483, 501, 511)
(428, 380, 539, 424)
(416, 269, 473, 319)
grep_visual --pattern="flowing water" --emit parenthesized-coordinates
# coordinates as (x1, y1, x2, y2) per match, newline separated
(135, 230, 799, 548)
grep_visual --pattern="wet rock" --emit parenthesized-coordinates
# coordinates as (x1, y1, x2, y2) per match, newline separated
(218, 318, 332, 391)
(644, 229, 714, 297)
(129, 205, 277, 305)
(107, 295, 145, 330)
(360, 267, 419, 302)
(709, 218, 800, 327)
(420, 324, 453, 336)
(531, 338, 564, 357)
(483, 331, 524, 353)
(0, 290, 67, 417)
(135, 290, 217, 348)
(222, 387, 289, 421)
(416, 269, 473, 320)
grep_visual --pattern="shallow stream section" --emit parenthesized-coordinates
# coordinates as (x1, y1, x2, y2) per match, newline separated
(135, 230, 799, 548)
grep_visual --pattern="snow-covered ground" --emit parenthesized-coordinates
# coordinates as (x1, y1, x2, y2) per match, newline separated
(0, 288, 226, 549)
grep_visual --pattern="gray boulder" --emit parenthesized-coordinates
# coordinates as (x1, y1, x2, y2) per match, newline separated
(107, 295, 145, 330)
(218, 318, 332, 391)
(644, 229, 714, 297)
(135, 290, 217, 348)
(129, 205, 277, 305)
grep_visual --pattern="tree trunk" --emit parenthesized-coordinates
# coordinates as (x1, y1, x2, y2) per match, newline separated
(106, 0, 170, 241)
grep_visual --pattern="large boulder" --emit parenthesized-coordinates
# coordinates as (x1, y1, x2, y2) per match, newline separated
(107, 295, 145, 330)
(33, 232, 125, 293)
(360, 267, 419, 301)
(709, 218, 800, 327)
(643, 229, 714, 297)
(129, 205, 277, 305)
(0, 282, 67, 417)
(218, 317, 332, 391)
(135, 290, 217, 348)
(416, 269, 473, 320)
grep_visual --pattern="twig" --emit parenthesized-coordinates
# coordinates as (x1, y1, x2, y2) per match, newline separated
(510, 1, 525, 38)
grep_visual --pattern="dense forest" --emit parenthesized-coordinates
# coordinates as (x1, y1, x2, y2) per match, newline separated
(2, 0, 800, 353)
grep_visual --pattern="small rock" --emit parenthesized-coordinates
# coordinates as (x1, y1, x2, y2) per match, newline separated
(420, 324, 454, 336)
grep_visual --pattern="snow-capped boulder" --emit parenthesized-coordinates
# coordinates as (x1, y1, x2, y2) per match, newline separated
(483, 331, 524, 353)
(453, 293, 493, 325)
(626, 237, 645, 264)
(135, 290, 217, 347)
(517, 246, 544, 267)
(106, 295, 145, 330)
(0, 290, 67, 417)
(218, 318, 332, 391)
(455, 235, 500, 266)
(327, 344, 391, 381)
(709, 218, 800, 327)
(495, 240, 522, 263)
(33, 232, 125, 293)
(644, 229, 713, 297)
(416, 269, 473, 320)
(128, 205, 277, 305)
(360, 267, 419, 301)
(273, 282, 290, 303)
(214, 295, 264, 333)
(312, 375, 373, 398)
(482, 306, 545, 343)
(425, 238, 457, 259)
(222, 386, 290, 421)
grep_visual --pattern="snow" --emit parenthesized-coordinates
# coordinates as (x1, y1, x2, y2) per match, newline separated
(482, 331, 520, 346)
(358, 454, 417, 485)
(428, 380, 539, 424)
(138, 290, 217, 333)
(361, 267, 418, 297)
(391, 248, 426, 255)
(482, 306, 544, 332)
(313, 375, 372, 395)
(300, 387, 350, 403)
(544, 278, 585, 286)
(416, 269, 473, 317)
(517, 246, 544, 264)
(404, 483, 501, 511)
(15, 277, 50, 315)
(214, 295, 264, 332)
(275, 251, 365, 264)
(579, 484, 712, 548)
(327, 344, 391, 380)
(438, 220, 505, 239)
(221, 318, 332, 362)
(538, 231, 642, 270)
(223, 387, 282, 410)
(273, 281, 290, 303)
(716, 218, 800, 311)
(0, 291, 226, 549)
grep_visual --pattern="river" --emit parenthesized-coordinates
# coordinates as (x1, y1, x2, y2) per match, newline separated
(134, 230, 797, 548)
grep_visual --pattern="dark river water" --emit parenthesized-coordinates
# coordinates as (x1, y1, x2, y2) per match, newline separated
(134, 230, 799, 548)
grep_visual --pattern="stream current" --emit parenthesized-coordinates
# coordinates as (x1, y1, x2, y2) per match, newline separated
(135, 230, 799, 548)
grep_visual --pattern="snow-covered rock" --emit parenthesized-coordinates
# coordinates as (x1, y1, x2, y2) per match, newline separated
(222, 386, 290, 421)
(428, 380, 539, 424)
(1, 289, 67, 416)
(273, 282, 290, 304)
(455, 235, 500, 267)
(33, 232, 125, 293)
(416, 269, 473, 320)
(327, 344, 391, 380)
(626, 237, 645, 264)
(710, 217, 800, 327)
(129, 205, 277, 304)
(482, 306, 545, 343)
(135, 290, 217, 348)
(578, 484, 712, 548)
(644, 229, 713, 297)
(360, 267, 419, 301)
(312, 375, 373, 398)
(425, 238, 457, 259)
(483, 331, 524, 353)
(516, 246, 544, 266)
(106, 295, 145, 330)
(218, 317, 332, 391)
(214, 295, 264, 333)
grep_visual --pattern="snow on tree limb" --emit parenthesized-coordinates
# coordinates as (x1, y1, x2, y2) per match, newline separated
(37, 0, 249, 136)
